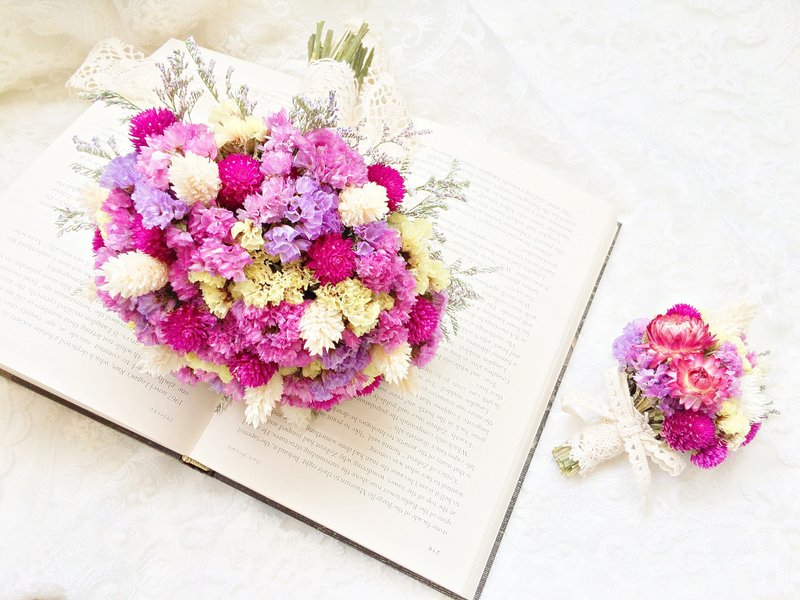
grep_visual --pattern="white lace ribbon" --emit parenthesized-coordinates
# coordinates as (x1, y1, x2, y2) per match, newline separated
(562, 369, 686, 493)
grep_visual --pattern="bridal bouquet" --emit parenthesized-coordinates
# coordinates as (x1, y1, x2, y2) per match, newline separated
(553, 303, 771, 489)
(64, 25, 471, 427)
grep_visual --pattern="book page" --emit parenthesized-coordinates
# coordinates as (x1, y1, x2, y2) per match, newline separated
(0, 40, 302, 455)
(190, 120, 617, 598)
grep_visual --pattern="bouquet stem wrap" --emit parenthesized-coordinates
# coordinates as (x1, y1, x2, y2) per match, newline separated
(553, 369, 686, 492)
(302, 58, 359, 124)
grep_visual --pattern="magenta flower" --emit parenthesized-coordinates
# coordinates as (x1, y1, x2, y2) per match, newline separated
(229, 352, 277, 388)
(218, 153, 264, 210)
(690, 438, 729, 469)
(129, 108, 176, 150)
(741, 421, 761, 447)
(161, 303, 216, 353)
(367, 164, 405, 211)
(665, 303, 702, 319)
(306, 234, 356, 285)
(661, 410, 716, 451)
(407, 296, 439, 345)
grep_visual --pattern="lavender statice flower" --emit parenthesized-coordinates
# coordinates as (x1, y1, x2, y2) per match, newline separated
(633, 361, 674, 400)
(132, 183, 188, 229)
(285, 176, 341, 241)
(100, 152, 139, 189)
(264, 224, 308, 263)
(714, 341, 744, 378)
(612, 318, 648, 367)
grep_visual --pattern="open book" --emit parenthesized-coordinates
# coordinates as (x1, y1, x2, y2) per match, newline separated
(0, 41, 618, 599)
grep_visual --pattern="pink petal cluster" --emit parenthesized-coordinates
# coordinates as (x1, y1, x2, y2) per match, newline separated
(306, 234, 356, 284)
(646, 312, 716, 362)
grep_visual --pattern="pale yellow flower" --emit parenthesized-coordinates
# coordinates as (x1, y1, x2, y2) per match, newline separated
(231, 219, 265, 252)
(209, 99, 268, 149)
(230, 252, 316, 307)
(184, 353, 233, 383)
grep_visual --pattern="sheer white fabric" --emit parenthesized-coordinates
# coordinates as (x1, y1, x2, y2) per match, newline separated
(1, 1, 799, 598)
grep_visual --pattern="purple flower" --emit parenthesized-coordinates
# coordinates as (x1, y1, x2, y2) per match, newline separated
(100, 153, 140, 189)
(132, 183, 188, 229)
(714, 341, 744, 378)
(293, 128, 368, 189)
(633, 361, 674, 399)
(239, 176, 294, 224)
(354, 221, 401, 254)
(612, 318, 648, 367)
(192, 238, 252, 282)
(264, 225, 308, 263)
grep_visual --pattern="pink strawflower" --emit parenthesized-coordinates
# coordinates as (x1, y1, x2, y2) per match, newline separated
(407, 296, 439, 345)
(217, 153, 264, 210)
(161, 303, 215, 353)
(646, 312, 716, 362)
(229, 352, 277, 388)
(661, 410, 716, 451)
(131, 214, 171, 261)
(92, 228, 105, 252)
(741, 421, 761, 447)
(672, 353, 730, 411)
(367, 164, 405, 211)
(666, 303, 702, 319)
(306, 234, 356, 284)
(129, 108, 176, 150)
(691, 438, 729, 469)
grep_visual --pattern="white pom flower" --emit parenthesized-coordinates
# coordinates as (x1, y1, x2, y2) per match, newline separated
(338, 182, 389, 226)
(299, 301, 345, 356)
(277, 404, 313, 429)
(137, 344, 185, 377)
(370, 342, 412, 384)
(79, 182, 108, 217)
(99, 250, 168, 299)
(739, 369, 771, 421)
(168, 152, 221, 205)
(244, 374, 284, 428)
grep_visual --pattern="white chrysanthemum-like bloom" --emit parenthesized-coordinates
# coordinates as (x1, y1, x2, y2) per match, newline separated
(370, 342, 412, 384)
(244, 374, 284, 428)
(338, 182, 389, 227)
(702, 304, 755, 339)
(391, 367, 418, 394)
(209, 100, 268, 148)
(79, 182, 108, 217)
(299, 301, 345, 356)
(168, 152, 221, 205)
(739, 369, 771, 421)
(277, 403, 313, 429)
(100, 250, 168, 299)
(138, 344, 185, 377)
(80, 277, 99, 304)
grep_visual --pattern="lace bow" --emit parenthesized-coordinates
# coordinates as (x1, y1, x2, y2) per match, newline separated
(559, 369, 686, 493)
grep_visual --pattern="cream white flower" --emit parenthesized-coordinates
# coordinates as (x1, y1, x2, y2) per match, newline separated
(739, 368, 771, 421)
(244, 374, 284, 428)
(299, 300, 345, 356)
(369, 342, 412, 384)
(209, 99, 268, 148)
(168, 152, 221, 205)
(137, 344, 185, 377)
(79, 182, 108, 217)
(277, 404, 313, 429)
(100, 250, 168, 299)
(338, 182, 389, 226)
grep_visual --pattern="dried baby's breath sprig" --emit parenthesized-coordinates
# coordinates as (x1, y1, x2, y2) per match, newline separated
(225, 67, 257, 118)
(403, 160, 469, 220)
(77, 89, 141, 115)
(440, 260, 496, 340)
(73, 135, 120, 160)
(290, 93, 339, 133)
(361, 122, 429, 171)
(155, 48, 202, 120)
(53, 205, 94, 237)
(185, 36, 220, 102)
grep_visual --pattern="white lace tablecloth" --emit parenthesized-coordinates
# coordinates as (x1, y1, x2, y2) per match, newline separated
(1, 1, 798, 598)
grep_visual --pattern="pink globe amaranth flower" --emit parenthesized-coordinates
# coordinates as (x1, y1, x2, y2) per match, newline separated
(367, 164, 405, 211)
(217, 153, 265, 210)
(357, 375, 383, 397)
(92, 228, 105, 253)
(671, 353, 729, 411)
(131, 214, 172, 261)
(306, 234, 356, 285)
(741, 421, 761, 447)
(129, 108, 177, 151)
(229, 352, 277, 388)
(646, 313, 716, 362)
(665, 303, 702, 319)
(661, 410, 716, 451)
(161, 303, 215, 353)
(691, 438, 729, 469)
(407, 296, 440, 345)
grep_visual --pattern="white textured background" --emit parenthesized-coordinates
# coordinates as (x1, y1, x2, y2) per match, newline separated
(1, 1, 798, 598)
